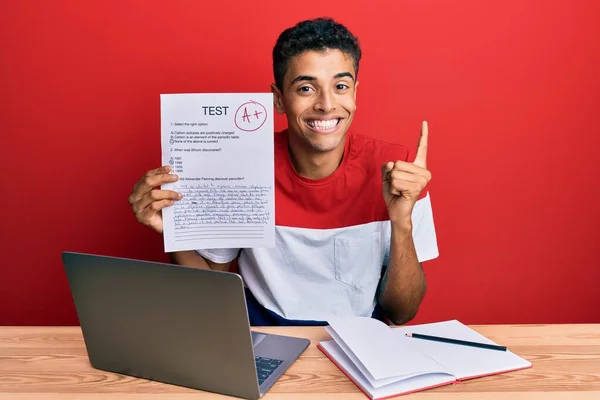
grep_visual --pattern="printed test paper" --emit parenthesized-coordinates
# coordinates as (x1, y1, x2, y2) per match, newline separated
(160, 93, 275, 252)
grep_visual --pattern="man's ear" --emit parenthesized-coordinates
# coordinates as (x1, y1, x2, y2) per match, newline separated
(271, 83, 285, 114)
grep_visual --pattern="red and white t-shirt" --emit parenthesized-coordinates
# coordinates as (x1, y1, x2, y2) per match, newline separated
(197, 129, 438, 322)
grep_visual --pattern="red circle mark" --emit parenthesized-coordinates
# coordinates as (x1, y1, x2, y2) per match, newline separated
(234, 101, 268, 132)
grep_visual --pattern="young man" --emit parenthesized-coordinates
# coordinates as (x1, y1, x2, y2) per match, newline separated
(128, 18, 438, 326)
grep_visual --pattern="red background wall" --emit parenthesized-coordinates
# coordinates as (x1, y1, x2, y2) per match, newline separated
(2, 0, 599, 326)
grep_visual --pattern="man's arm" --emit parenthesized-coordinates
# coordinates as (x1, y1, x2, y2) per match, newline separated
(170, 250, 233, 272)
(378, 121, 432, 325)
(377, 221, 426, 325)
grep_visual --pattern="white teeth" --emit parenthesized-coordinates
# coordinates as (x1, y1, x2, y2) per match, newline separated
(307, 119, 339, 130)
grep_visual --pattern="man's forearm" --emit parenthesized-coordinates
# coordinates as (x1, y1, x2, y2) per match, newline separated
(378, 221, 427, 325)
(170, 250, 233, 272)
(170, 250, 210, 269)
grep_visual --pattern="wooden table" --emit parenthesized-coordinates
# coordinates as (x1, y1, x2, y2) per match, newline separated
(1, 324, 599, 399)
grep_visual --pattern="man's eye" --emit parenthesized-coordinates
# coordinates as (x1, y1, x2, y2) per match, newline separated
(298, 86, 313, 92)
(336, 84, 349, 90)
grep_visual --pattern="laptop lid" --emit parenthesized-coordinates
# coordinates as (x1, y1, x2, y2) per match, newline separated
(62, 251, 261, 399)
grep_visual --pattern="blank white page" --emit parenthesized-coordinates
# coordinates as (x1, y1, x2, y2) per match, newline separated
(320, 340, 456, 399)
(391, 320, 532, 379)
(325, 326, 429, 388)
(327, 316, 449, 380)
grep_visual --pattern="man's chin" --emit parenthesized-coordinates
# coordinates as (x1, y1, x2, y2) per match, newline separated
(289, 125, 347, 153)
(306, 136, 344, 153)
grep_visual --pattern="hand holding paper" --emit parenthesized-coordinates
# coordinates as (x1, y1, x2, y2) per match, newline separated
(128, 165, 182, 234)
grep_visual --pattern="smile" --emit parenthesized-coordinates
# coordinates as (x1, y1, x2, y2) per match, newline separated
(305, 118, 342, 133)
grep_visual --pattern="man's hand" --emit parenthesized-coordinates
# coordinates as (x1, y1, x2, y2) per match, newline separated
(128, 165, 182, 234)
(382, 121, 432, 224)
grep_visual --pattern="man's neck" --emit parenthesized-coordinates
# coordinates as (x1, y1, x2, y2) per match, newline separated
(287, 134, 346, 180)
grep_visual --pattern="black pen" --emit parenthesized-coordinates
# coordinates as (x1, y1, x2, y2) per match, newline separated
(405, 332, 507, 351)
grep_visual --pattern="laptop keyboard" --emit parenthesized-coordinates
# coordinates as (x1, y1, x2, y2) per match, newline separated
(255, 356, 284, 385)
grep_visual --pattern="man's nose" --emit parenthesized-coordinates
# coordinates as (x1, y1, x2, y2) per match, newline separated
(314, 90, 335, 113)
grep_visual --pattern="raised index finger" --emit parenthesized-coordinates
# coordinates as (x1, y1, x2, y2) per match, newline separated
(413, 121, 428, 168)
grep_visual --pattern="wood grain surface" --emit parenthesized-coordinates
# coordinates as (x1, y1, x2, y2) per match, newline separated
(1, 324, 599, 399)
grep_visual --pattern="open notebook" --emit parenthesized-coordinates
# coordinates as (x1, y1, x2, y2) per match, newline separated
(317, 318, 532, 399)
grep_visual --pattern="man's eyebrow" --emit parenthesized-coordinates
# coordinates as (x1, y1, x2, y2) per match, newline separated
(290, 72, 355, 85)
(334, 72, 355, 80)
(290, 75, 316, 84)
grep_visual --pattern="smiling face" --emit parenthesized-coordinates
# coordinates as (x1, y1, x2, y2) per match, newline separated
(273, 49, 359, 153)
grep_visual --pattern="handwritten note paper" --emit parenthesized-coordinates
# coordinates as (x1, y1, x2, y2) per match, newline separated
(160, 93, 275, 252)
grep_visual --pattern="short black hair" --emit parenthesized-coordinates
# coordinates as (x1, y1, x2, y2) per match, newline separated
(272, 17, 362, 91)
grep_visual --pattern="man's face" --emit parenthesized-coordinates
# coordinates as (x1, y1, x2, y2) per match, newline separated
(274, 49, 358, 153)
